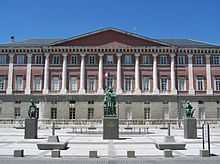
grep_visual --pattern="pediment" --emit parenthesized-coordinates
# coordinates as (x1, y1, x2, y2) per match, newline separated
(52, 28, 169, 47)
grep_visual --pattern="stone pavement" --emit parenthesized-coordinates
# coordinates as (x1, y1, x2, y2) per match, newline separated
(0, 127, 219, 158)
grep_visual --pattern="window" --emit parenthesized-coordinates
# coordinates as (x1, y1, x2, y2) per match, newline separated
(69, 108, 76, 119)
(0, 107, 2, 115)
(16, 55, 25, 64)
(177, 77, 186, 91)
(160, 78, 168, 91)
(159, 55, 168, 64)
(124, 55, 132, 64)
(0, 55, 7, 64)
(88, 55, 96, 64)
(51, 108, 57, 119)
(87, 76, 96, 92)
(69, 77, 78, 92)
(215, 77, 220, 91)
(0, 76, 6, 91)
(33, 76, 41, 91)
(35, 55, 43, 64)
(15, 76, 23, 91)
(142, 76, 150, 91)
(88, 100, 94, 104)
(144, 108, 150, 119)
(52, 55, 60, 64)
(196, 76, 205, 91)
(71, 55, 78, 64)
(106, 55, 113, 64)
(124, 76, 133, 91)
(88, 108, 94, 119)
(217, 107, 220, 120)
(14, 107, 21, 119)
(143, 55, 151, 64)
(212, 55, 220, 64)
(195, 55, 204, 64)
(177, 55, 185, 65)
(51, 77, 60, 91)
(105, 74, 114, 89)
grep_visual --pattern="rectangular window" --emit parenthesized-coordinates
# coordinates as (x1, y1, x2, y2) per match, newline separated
(212, 55, 220, 65)
(71, 55, 78, 64)
(217, 107, 220, 120)
(15, 76, 23, 91)
(16, 55, 25, 64)
(105, 74, 114, 89)
(143, 55, 151, 64)
(124, 76, 133, 91)
(124, 55, 132, 64)
(142, 76, 150, 91)
(51, 108, 57, 119)
(51, 76, 60, 91)
(195, 55, 204, 64)
(33, 76, 41, 91)
(160, 78, 168, 91)
(0, 55, 7, 64)
(69, 77, 78, 92)
(87, 76, 96, 92)
(177, 77, 186, 91)
(215, 77, 220, 91)
(0, 76, 6, 91)
(35, 55, 43, 64)
(88, 55, 96, 64)
(177, 55, 185, 65)
(159, 55, 168, 64)
(144, 108, 150, 119)
(0, 107, 2, 115)
(14, 107, 21, 119)
(88, 108, 94, 119)
(52, 55, 60, 64)
(106, 55, 113, 64)
(69, 108, 76, 119)
(196, 76, 205, 91)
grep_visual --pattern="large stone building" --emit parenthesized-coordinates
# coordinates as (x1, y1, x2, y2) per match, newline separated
(0, 28, 220, 120)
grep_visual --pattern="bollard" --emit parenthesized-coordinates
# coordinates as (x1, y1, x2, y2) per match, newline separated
(14, 150, 24, 157)
(127, 151, 136, 158)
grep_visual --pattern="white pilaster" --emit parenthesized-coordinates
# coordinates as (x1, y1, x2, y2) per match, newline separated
(97, 53, 104, 94)
(188, 54, 195, 95)
(79, 53, 86, 94)
(134, 53, 141, 94)
(60, 53, 68, 94)
(153, 53, 159, 94)
(6, 53, 14, 94)
(170, 53, 177, 95)
(116, 53, 123, 94)
(25, 54, 32, 94)
(43, 53, 49, 94)
(206, 55, 213, 95)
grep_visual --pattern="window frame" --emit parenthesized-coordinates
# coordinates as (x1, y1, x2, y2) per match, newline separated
(52, 55, 61, 65)
(16, 55, 25, 64)
(0, 55, 7, 64)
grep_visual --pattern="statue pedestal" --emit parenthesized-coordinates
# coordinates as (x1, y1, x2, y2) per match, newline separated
(24, 118, 38, 139)
(184, 118, 197, 139)
(103, 117, 119, 139)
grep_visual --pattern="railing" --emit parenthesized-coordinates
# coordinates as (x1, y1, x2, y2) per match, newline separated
(0, 118, 219, 128)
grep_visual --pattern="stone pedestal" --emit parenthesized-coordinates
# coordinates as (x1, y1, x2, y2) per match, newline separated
(14, 150, 24, 157)
(200, 149, 209, 157)
(103, 117, 119, 139)
(24, 119, 38, 139)
(127, 151, 136, 158)
(184, 118, 197, 139)
(51, 149, 60, 158)
(164, 149, 173, 158)
(89, 151, 98, 158)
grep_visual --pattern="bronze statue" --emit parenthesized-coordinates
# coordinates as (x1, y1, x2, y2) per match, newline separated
(184, 100, 195, 118)
(28, 99, 39, 119)
(104, 88, 117, 116)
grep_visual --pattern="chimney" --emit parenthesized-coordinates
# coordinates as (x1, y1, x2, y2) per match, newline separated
(10, 36, 15, 42)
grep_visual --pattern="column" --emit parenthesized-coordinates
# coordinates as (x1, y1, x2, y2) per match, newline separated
(134, 53, 141, 94)
(79, 53, 86, 94)
(43, 53, 49, 94)
(153, 53, 159, 94)
(60, 53, 67, 94)
(6, 53, 14, 94)
(170, 53, 177, 94)
(188, 54, 195, 95)
(25, 54, 32, 94)
(97, 53, 104, 94)
(206, 55, 213, 95)
(116, 53, 123, 94)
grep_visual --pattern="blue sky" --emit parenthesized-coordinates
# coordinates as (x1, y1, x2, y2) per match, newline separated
(0, 0, 219, 44)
